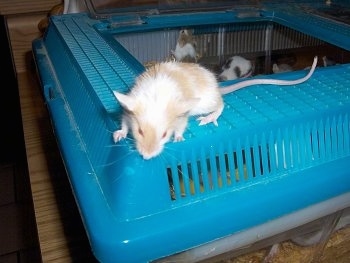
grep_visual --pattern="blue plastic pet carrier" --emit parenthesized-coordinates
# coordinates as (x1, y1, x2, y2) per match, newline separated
(32, 0, 350, 262)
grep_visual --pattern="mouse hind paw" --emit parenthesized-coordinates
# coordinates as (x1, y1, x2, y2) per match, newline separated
(197, 116, 218, 126)
(197, 107, 223, 126)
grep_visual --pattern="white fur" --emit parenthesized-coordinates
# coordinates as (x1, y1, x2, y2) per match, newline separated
(219, 56, 252, 81)
(113, 61, 224, 159)
(172, 42, 197, 61)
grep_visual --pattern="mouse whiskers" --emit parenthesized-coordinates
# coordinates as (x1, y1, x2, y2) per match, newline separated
(97, 138, 137, 168)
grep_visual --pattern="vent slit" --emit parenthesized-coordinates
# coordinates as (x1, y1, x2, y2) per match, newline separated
(337, 115, 344, 156)
(244, 139, 254, 179)
(190, 153, 201, 195)
(268, 132, 277, 173)
(252, 136, 261, 177)
(180, 160, 190, 197)
(225, 153, 235, 185)
(344, 114, 350, 156)
(218, 145, 228, 187)
(325, 118, 332, 160)
(209, 149, 219, 190)
(311, 121, 320, 162)
(260, 134, 269, 175)
(200, 150, 210, 191)
(233, 151, 240, 181)
(291, 126, 298, 169)
(283, 128, 292, 169)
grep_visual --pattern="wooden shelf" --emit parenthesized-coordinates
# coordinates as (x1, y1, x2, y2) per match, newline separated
(0, 0, 61, 16)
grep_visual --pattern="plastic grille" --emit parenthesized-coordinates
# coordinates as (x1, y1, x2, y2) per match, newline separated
(219, 67, 350, 127)
(44, 26, 113, 169)
(54, 16, 138, 113)
(167, 112, 350, 201)
(167, 66, 350, 201)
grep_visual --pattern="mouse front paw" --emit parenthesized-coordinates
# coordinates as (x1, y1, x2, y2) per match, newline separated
(174, 135, 184, 142)
(113, 130, 127, 143)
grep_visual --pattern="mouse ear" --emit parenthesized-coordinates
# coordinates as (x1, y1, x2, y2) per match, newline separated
(113, 91, 135, 112)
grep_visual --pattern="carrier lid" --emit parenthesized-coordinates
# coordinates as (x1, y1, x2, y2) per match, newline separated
(77, 0, 259, 19)
(64, 0, 350, 25)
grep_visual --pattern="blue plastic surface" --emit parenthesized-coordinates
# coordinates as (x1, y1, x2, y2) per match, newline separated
(33, 2, 350, 262)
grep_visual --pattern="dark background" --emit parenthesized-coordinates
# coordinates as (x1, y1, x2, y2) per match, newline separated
(0, 15, 41, 262)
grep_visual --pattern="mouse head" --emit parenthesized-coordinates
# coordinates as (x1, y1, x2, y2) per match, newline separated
(178, 29, 194, 46)
(114, 91, 196, 159)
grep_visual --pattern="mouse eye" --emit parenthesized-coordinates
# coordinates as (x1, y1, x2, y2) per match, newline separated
(162, 131, 167, 139)
(138, 128, 144, 136)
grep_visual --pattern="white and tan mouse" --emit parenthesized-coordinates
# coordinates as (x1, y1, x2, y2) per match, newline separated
(113, 56, 318, 159)
(171, 29, 198, 63)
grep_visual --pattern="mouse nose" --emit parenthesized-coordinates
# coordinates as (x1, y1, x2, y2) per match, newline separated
(139, 146, 162, 160)
(142, 153, 153, 160)
(138, 147, 156, 160)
